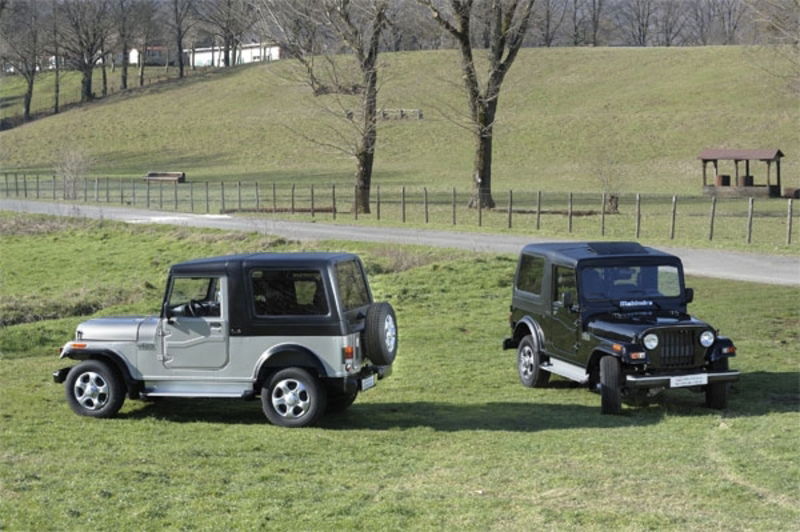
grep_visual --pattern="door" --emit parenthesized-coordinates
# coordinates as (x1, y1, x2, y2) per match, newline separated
(162, 276, 229, 370)
(543, 265, 580, 362)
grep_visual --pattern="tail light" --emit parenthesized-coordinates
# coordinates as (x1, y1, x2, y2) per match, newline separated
(342, 346, 354, 362)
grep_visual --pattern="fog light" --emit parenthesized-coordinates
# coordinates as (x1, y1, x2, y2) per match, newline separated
(643, 334, 659, 350)
(700, 330, 715, 347)
(630, 352, 646, 360)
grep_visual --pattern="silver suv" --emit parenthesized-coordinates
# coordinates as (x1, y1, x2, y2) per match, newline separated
(53, 252, 398, 427)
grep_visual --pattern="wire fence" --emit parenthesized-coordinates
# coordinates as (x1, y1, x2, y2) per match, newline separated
(1, 173, 797, 247)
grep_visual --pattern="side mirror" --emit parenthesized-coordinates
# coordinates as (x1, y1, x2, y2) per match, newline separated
(561, 291, 574, 308)
(685, 287, 694, 304)
(163, 303, 174, 322)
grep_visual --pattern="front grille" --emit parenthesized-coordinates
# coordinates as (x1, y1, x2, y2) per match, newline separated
(657, 329, 698, 368)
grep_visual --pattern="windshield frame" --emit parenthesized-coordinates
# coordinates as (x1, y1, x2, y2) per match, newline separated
(577, 258, 686, 308)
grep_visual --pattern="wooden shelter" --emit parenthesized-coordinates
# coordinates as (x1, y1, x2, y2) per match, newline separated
(698, 148, 784, 198)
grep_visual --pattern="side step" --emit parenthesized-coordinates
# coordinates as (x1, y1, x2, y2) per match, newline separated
(540, 358, 589, 384)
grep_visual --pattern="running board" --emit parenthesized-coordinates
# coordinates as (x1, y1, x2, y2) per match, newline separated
(540, 358, 589, 384)
(141, 391, 244, 398)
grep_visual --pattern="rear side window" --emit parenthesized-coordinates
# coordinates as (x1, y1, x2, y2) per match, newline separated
(516, 254, 545, 295)
(250, 270, 328, 316)
(336, 260, 370, 311)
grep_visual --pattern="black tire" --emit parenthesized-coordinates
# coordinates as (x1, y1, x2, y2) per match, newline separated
(706, 358, 729, 410)
(600, 356, 622, 415)
(363, 302, 398, 366)
(327, 390, 358, 414)
(64, 360, 125, 418)
(261, 367, 327, 427)
(517, 335, 550, 388)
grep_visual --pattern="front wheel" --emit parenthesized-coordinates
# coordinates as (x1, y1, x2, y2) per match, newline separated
(517, 335, 549, 388)
(64, 360, 125, 418)
(261, 367, 327, 427)
(705, 358, 729, 409)
(600, 356, 622, 415)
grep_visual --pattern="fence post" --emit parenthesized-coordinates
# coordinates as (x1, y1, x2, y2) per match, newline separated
(84, 178, 88, 202)
(63, 175, 67, 200)
(129, 179, 134, 205)
(332, 184, 337, 220)
(94, 178, 99, 202)
(220, 182, 225, 212)
(272, 183, 277, 214)
(254, 182, 260, 211)
(120, 179, 124, 204)
(568, 192, 573, 233)
(452, 187, 457, 225)
(670, 195, 677, 240)
(536, 191, 542, 230)
(174, 181, 178, 210)
(106, 178, 110, 203)
(708, 196, 716, 241)
(376, 185, 381, 220)
(401, 186, 406, 223)
(3, 173, 7, 197)
(424, 187, 429, 223)
(237, 181, 242, 211)
(189, 181, 194, 212)
(507, 190, 513, 229)
(478, 197, 482, 227)
(14, 173, 19, 196)
(635, 193, 641, 239)
(35, 175, 40, 199)
(205, 181, 210, 213)
(146, 179, 151, 208)
(291, 184, 295, 214)
(787, 199, 794, 245)
(51, 175, 56, 200)
(746, 197, 754, 244)
(353, 185, 358, 220)
(310, 184, 315, 218)
(600, 193, 606, 236)
(22, 174, 27, 198)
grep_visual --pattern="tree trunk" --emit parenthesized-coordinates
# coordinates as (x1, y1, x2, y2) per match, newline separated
(101, 53, 108, 96)
(121, 44, 129, 89)
(223, 37, 231, 67)
(80, 67, 93, 102)
(53, 54, 60, 114)
(354, 66, 379, 214)
(23, 76, 34, 121)
(468, 99, 497, 208)
(138, 46, 145, 86)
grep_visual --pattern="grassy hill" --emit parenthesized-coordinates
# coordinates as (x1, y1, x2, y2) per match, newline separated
(0, 46, 797, 195)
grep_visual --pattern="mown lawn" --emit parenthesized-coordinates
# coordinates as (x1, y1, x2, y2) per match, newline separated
(0, 214, 798, 529)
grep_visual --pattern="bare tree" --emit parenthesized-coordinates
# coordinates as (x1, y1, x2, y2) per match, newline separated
(111, 0, 137, 89)
(0, 0, 43, 120)
(165, 0, 196, 77)
(569, 0, 587, 44)
(60, 0, 111, 102)
(535, 0, 567, 45)
(48, 0, 62, 113)
(196, 0, 253, 68)
(134, 0, 159, 86)
(687, 0, 715, 43)
(588, 0, 605, 45)
(714, 0, 746, 43)
(420, 0, 536, 208)
(617, 0, 654, 45)
(654, 0, 687, 46)
(745, 0, 800, 93)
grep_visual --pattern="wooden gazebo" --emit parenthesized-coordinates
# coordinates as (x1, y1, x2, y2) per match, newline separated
(699, 148, 784, 198)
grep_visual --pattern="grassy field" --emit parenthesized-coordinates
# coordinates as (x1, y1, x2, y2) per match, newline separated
(1, 213, 798, 529)
(0, 46, 797, 195)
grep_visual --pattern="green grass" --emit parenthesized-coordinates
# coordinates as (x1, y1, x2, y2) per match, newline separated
(0, 47, 797, 196)
(1, 213, 798, 529)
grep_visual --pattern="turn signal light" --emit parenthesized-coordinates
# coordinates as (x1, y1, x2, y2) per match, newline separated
(71, 343, 87, 349)
(630, 352, 646, 360)
(722, 346, 736, 354)
(612, 344, 624, 353)
(342, 346, 354, 361)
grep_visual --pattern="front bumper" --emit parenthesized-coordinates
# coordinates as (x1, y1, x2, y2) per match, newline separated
(626, 370, 740, 389)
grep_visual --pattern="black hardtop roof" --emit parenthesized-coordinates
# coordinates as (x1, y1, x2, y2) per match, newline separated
(521, 241, 678, 267)
(170, 252, 360, 274)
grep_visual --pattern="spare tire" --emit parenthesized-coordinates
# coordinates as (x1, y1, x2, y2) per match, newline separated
(363, 302, 398, 366)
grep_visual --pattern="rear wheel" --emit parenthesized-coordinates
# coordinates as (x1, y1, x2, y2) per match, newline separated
(517, 335, 549, 388)
(261, 367, 327, 428)
(65, 360, 125, 418)
(705, 358, 729, 409)
(600, 356, 622, 415)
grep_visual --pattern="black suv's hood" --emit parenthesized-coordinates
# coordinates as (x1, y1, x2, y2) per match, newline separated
(587, 312, 709, 343)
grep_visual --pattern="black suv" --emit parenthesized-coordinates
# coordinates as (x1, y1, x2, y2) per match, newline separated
(503, 242, 739, 414)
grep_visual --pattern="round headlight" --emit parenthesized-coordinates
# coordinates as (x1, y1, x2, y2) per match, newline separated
(643, 333, 659, 350)
(700, 330, 715, 347)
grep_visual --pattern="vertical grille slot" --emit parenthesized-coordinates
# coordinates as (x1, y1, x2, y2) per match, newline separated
(658, 329, 696, 368)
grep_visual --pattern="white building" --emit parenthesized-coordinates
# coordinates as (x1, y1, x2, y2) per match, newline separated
(186, 42, 280, 67)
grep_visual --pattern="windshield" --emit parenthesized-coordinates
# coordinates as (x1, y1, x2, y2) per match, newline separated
(580, 264, 681, 302)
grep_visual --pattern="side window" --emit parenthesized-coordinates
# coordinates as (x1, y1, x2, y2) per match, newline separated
(168, 277, 221, 317)
(251, 270, 328, 316)
(553, 266, 577, 302)
(516, 254, 545, 295)
(335, 260, 371, 311)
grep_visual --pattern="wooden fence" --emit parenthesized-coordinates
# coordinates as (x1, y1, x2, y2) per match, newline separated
(1, 173, 796, 246)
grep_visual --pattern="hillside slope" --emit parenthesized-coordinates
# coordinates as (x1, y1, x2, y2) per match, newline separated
(0, 47, 796, 194)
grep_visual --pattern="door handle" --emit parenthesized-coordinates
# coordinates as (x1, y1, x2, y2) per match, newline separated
(209, 322, 222, 329)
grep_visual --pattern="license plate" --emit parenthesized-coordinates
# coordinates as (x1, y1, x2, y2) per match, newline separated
(361, 374, 376, 391)
(670, 374, 708, 388)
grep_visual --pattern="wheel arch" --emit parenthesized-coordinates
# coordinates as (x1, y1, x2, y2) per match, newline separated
(587, 347, 621, 385)
(513, 316, 544, 348)
(61, 348, 140, 398)
(253, 344, 327, 390)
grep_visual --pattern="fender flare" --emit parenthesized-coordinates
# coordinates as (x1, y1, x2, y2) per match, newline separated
(707, 336, 736, 362)
(513, 316, 545, 350)
(60, 348, 141, 398)
(253, 344, 327, 388)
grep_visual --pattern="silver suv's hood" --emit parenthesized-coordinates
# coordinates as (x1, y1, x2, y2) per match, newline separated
(77, 316, 157, 342)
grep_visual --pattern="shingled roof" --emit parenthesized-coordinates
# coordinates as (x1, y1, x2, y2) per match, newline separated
(698, 149, 784, 161)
